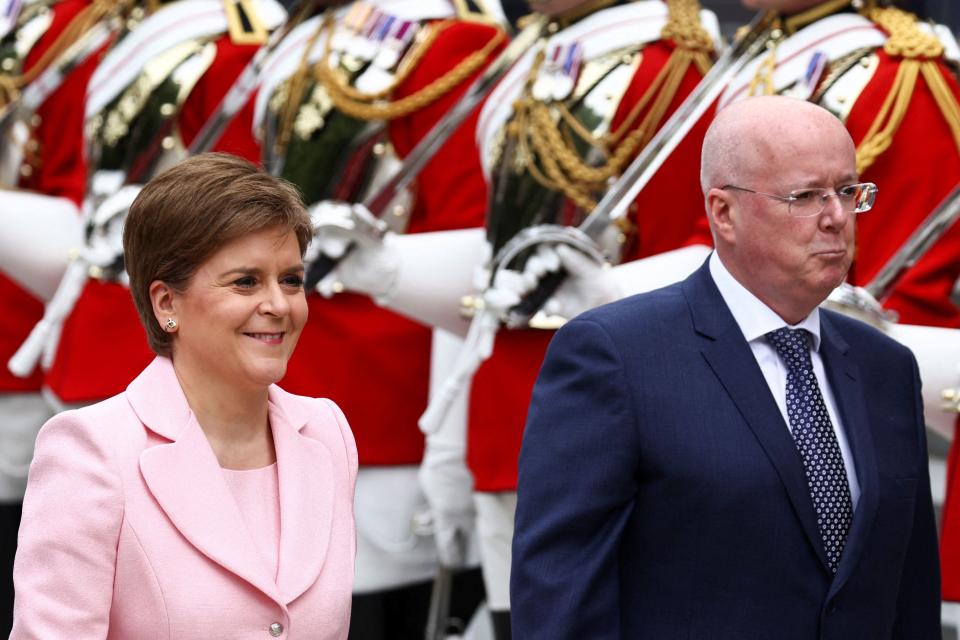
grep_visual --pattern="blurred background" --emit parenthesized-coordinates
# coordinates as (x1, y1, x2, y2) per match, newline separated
(709, 0, 960, 36)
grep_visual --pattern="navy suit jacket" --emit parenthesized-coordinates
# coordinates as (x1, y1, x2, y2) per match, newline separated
(511, 261, 940, 639)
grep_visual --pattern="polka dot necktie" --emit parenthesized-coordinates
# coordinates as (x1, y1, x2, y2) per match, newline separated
(766, 327, 853, 574)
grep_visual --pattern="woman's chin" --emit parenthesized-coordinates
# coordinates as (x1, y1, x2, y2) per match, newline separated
(240, 361, 289, 390)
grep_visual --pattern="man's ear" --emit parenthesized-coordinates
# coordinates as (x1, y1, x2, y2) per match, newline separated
(148, 280, 178, 331)
(706, 187, 736, 246)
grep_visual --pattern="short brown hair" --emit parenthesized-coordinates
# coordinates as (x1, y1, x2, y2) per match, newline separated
(123, 153, 312, 356)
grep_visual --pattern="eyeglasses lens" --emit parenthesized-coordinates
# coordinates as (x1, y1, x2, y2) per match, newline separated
(789, 184, 876, 217)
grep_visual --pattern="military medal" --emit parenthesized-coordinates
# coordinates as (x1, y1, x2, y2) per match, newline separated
(552, 42, 583, 102)
(374, 18, 416, 71)
(331, 3, 372, 67)
(0, 0, 22, 39)
(532, 43, 562, 101)
(331, 2, 368, 53)
(346, 5, 379, 60)
(795, 50, 827, 101)
(354, 10, 388, 61)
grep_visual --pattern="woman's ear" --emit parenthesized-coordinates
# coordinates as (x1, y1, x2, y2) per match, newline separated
(149, 280, 177, 332)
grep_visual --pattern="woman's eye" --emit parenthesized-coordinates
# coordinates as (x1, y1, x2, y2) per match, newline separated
(233, 276, 257, 288)
(282, 275, 305, 288)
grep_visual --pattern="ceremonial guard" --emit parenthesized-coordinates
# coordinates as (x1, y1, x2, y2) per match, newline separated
(0, 0, 122, 630)
(8, 0, 288, 411)
(250, 1, 507, 634)
(311, 1, 719, 635)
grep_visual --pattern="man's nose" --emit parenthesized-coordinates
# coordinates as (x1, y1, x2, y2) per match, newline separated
(819, 194, 850, 231)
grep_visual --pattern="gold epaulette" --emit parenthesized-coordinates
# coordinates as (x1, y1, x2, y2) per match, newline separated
(662, 0, 713, 58)
(223, 0, 268, 46)
(510, 0, 715, 211)
(0, 0, 128, 110)
(854, 5, 960, 174)
(450, 0, 501, 26)
(866, 5, 942, 60)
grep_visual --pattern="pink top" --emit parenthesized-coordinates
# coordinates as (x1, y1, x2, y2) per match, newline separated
(222, 463, 281, 581)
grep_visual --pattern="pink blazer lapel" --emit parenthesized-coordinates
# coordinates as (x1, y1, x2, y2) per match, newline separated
(269, 390, 336, 603)
(127, 358, 337, 606)
(138, 414, 283, 604)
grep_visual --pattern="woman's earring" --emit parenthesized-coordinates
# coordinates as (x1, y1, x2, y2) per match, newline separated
(165, 318, 178, 332)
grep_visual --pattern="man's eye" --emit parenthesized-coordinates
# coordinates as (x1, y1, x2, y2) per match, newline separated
(837, 185, 858, 198)
(791, 190, 817, 202)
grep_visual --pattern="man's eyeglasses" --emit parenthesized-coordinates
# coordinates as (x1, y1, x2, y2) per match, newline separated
(721, 182, 878, 218)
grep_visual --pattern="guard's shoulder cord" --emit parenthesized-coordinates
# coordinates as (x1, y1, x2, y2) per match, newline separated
(854, 5, 960, 174)
(312, 15, 505, 122)
(509, 0, 714, 211)
(0, 0, 127, 109)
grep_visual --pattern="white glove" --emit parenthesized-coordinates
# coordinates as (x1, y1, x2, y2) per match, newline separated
(484, 243, 621, 320)
(418, 329, 476, 567)
(418, 439, 475, 567)
(310, 201, 399, 302)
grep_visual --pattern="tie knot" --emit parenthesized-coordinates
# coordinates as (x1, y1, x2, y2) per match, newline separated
(765, 327, 812, 371)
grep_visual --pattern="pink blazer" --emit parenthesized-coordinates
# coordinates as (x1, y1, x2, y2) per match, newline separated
(11, 356, 358, 639)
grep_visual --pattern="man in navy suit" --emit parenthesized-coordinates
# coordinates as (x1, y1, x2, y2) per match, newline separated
(511, 95, 940, 639)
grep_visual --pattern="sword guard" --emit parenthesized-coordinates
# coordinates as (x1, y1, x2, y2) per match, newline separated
(489, 223, 607, 329)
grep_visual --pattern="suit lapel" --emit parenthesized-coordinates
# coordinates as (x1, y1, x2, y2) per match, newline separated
(819, 313, 879, 596)
(682, 265, 830, 573)
(269, 389, 336, 603)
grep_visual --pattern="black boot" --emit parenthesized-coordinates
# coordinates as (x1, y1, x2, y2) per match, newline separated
(490, 609, 511, 640)
(0, 503, 22, 635)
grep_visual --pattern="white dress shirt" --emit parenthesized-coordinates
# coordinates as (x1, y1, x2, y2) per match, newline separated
(708, 252, 861, 508)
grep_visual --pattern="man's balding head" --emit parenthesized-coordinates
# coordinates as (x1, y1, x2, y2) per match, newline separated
(701, 96, 860, 324)
(700, 96, 851, 197)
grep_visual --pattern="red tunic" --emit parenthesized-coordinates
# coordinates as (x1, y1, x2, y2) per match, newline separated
(808, 40, 960, 600)
(280, 20, 504, 465)
(44, 35, 264, 403)
(843, 51, 960, 328)
(468, 38, 714, 492)
(1, 0, 100, 393)
(840, 52, 960, 602)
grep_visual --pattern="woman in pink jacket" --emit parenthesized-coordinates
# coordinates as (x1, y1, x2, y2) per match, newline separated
(10, 153, 358, 639)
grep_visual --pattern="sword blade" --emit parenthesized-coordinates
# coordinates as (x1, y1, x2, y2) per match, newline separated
(187, 0, 320, 155)
(865, 182, 960, 302)
(578, 10, 775, 240)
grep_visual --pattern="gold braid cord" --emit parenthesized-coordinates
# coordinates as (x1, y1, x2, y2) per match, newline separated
(511, 0, 714, 211)
(0, 0, 123, 109)
(855, 6, 960, 174)
(313, 17, 505, 121)
(748, 33, 781, 97)
(276, 15, 328, 154)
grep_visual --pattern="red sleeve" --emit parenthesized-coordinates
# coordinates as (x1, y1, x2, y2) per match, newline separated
(844, 52, 960, 328)
(387, 21, 506, 233)
(613, 40, 715, 262)
(176, 35, 263, 163)
(19, 0, 103, 206)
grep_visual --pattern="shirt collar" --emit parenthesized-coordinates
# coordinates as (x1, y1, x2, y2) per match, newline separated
(708, 252, 822, 351)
